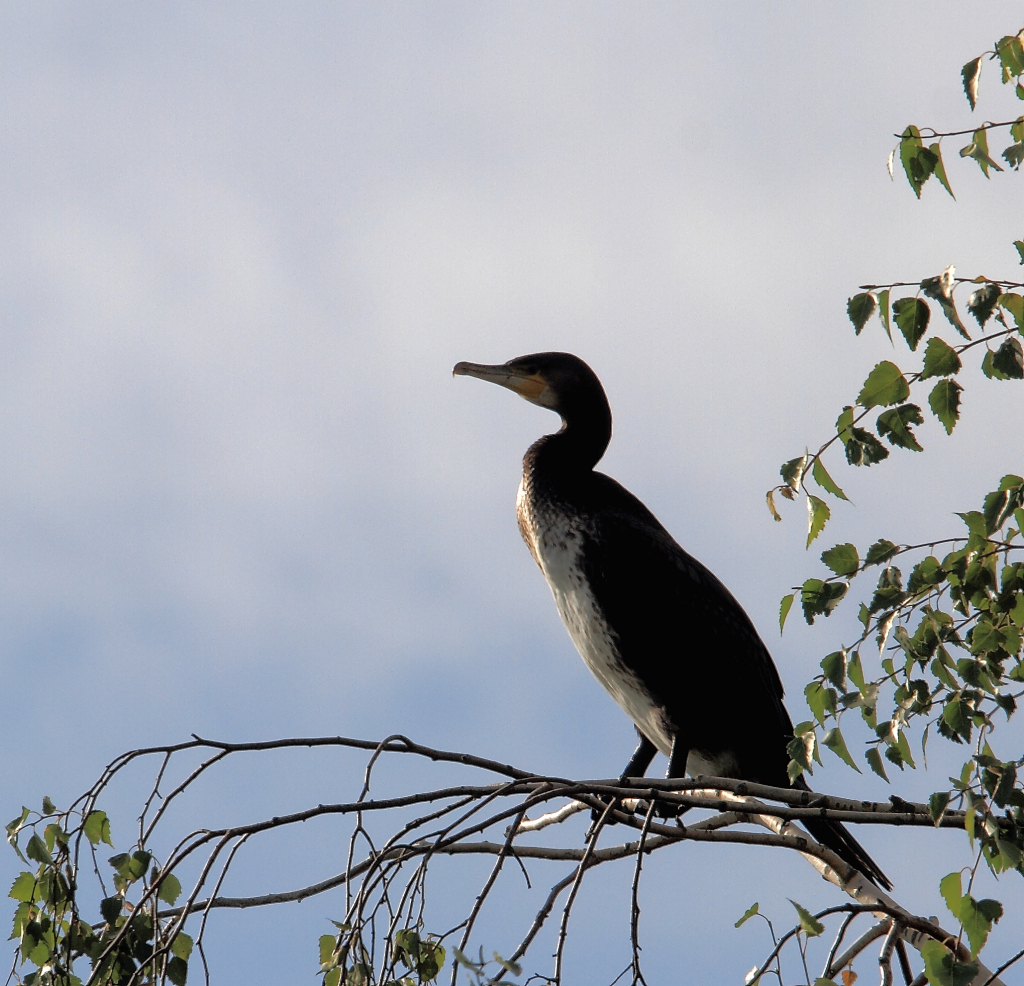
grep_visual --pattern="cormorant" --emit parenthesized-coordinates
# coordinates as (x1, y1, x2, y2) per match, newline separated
(454, 351, 891, 891)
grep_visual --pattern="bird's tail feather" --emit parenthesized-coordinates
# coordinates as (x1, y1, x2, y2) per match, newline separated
(792, 778, 892, 891)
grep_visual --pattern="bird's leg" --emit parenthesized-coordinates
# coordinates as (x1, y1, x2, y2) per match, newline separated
(665, 736, 689, 778)
(621, 733, 658, 779)
(591, 732, 657, 825)
(655, 736, 691, 818)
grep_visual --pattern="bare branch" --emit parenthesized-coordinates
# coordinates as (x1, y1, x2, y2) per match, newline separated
(879, 919, 900, 986)
(16, 734, 1015, 986)
(629, 802, 656, 986)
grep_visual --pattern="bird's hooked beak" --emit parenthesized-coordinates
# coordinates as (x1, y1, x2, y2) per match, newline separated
(453, 361, 552, 406)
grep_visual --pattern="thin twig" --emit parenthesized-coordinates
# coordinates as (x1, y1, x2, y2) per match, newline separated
(891, 119, 1024, 140)
(451, 802, 531, 986)
(823, 910, 859, 980)
(552, 798, 617, 984)
(629, 801, 656, 986)
(982, 946, 1024, 986)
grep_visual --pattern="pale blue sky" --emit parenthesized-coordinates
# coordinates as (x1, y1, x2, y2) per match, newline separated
(2, 4, 1023, 982)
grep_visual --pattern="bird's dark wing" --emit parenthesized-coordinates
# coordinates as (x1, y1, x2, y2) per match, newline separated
(579, 476, 793, 786)
(578, 477, 892, 890)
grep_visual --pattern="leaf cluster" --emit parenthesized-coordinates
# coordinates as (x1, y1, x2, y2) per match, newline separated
(892, 29, 1024, 200)
(320, 925, 448, 986)
(781, 475, 1024, 984)
(6, 799, 190, 986)
(767, 268, 1023, 548)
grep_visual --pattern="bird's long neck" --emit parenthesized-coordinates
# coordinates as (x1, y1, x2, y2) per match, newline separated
(523, 404, 612, 493)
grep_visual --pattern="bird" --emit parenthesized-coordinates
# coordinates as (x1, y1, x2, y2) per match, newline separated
(454, 351, 891, 890)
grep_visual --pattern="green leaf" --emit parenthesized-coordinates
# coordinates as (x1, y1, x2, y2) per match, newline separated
(899, 126, 938, 197)
(800, 579, 847, 624)
(920, 337, 962, 379)
(319, 935, 337, 968)
(491, 952, 517, 976)
(984, 487, 1019, 534)
(1004, 141, 1024, 169)
(928, 379, 963, 435)
(734, 902, 759, 928)
(804, 682, 836, 725)
(876, 403, 924, 451)
(857, 361, 910, 408)
(127, 849, 151, 880)
(920, 941, 978, 986)
(999, 292, 1024, 328)
(844, 426, 890, 467)
(895, 728, 916, 769)
(835, 406, 854, 445)
(806, 495, 830, 548)
(996, 838, 1022, 869)
(821, 651, 846, 688)
(847, 650, 864, 689)
(167, 956, 188, 986)
(956, 510, 986, 537)
(930, 143, 955, 198)
(158, 874, 182, 906)
(847, 293, 876, 334)
(1010, 590, 1024, 627)
(921, 268, 968, 339)
(83, 810, 111, 848)
(821, 543, 859, 577)
(961, 127, 1005, 177)
(787, 732, 814, 775)
(1014, 240, 1024, 265)
(6, 807, 30, 846)
(996, 33, 1024, 80)
(982, 349, 1007, 380)
(929, 791, 951, 824)
(780, 455, 808, 491)
(811, 457, 848, 500)
(9, 872, 36, 903)
(779, 593, 794, 634)
(865, 747, 889, 782)
(962, 56, 982, 109)
(991, 336, 1024, 378)
(25, 834, 51, 866)
(967, 282, 1002, 328)
(865, 539, 899, 565)
(788, 899, 824, 937)
(960, 895, 1003, 957)
(821, 727, 860, 772)
(907, 554, 943, 594)
(942, 696, 973, 742)
(171, 931, 194, 961)
(40, 797, 56, 816)
(100, 896, 122, 924)
(892, 298, 930, 351)
(43, 822, 65, 854)
(876, 287, 892, 340)
(968, 128, 1006, 170)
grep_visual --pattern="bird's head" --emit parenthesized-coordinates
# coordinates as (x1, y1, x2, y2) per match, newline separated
(453, 352, 609, 429)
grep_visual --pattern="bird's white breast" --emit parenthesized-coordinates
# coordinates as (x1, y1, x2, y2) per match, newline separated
(517, 482, 674, 757)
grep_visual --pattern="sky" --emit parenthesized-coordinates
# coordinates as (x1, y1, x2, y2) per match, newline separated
(2, 3, 1024, 983)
